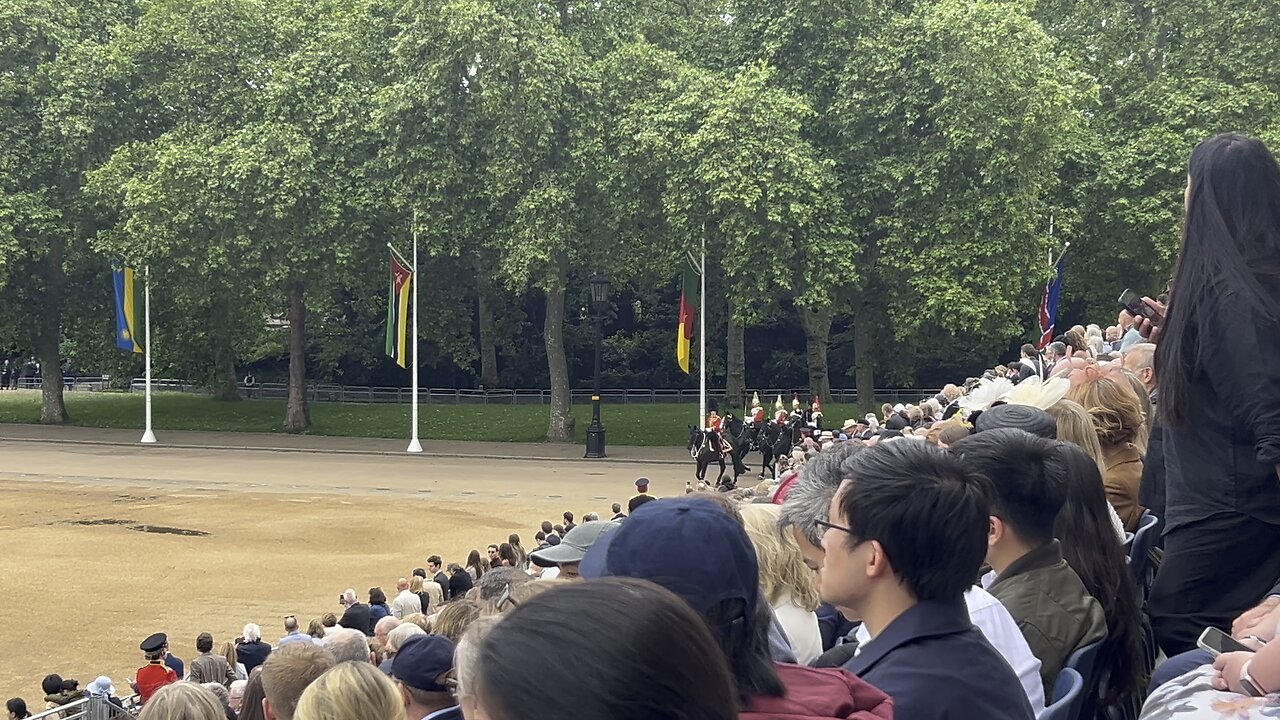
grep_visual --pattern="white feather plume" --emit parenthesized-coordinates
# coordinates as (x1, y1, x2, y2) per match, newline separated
(958, 377, 1015, 413)
(1004, 376, 1071, 410)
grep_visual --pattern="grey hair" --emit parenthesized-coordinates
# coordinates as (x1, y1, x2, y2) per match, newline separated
(476, 567, 532, 603)
(229, 680, 247, 698)
(778, 442, 864, 548)
(321, 628, 371, 664)
(1123, 342, 1156, 372)
(374, 616, 400, 637)
(455, 615, 503, 699)
(341, 588, 357, 604)
(201, 682, 231, 707)
(385, 623, 426, 654)
(242, 623, 262, 643)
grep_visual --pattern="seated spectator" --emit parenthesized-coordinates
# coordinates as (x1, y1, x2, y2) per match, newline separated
(1141, 637, 1280, 719)
(1148, 579, 1280, 693)
(41, 675, 80, 709)
(447, 563, 473, 599)
(1053, 442, 1148, 708)
(278, 616, 311, 648)
(228, 680, 247, 715)
(6, 698, 31, 719)
(134, 634, 179, 704)
(380, 624, 427, 674)
(778, 443, 1046, 712)
(454, 616, 502, 720)
(431, 601, 481, 645)
(389, 635, 460, 720)
(190, 633, 235, 686)
(261, 643, 335, 720)
(740, 503, 824, 664)
(321, 628, 374, 664)
(237, 625, 272, 675)
(582, 498, 893, 718)
(369, 588, 392, 627)
(820, 440, 1036, 720)
(400, 613, 432, 634)
(954, 429, 1108, 696)
(467, 579, 737, 720)
(295, 661, 405, 720)
(338, 589, 372, 636)
(140, 683, 226, 720)
(199, 683, 236, 720)
(391, 578, 422, 619)
(238, 670, 267, 720)
(86, 677, 124, 709)
(529, 520, 619, 581)
(305, 619, 325, 640)
(374, 616, 401, 657)
(1066, 370, 1147, 531)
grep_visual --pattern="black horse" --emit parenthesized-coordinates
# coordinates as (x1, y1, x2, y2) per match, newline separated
(759, 418, 803, 479)
(688, 426, 726, 485)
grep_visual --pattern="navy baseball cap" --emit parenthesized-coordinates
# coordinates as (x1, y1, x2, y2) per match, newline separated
(391, 634, 455, 693)
(580, 498, 759, 618)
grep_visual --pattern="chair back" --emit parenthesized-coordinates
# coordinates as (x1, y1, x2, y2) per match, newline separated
(1128, 511, 1161, 598)
(1066, 640, 1104, 720)
(1038, 667, 1084, 720)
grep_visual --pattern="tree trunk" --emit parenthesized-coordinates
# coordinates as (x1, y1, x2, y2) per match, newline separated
(799, 305, 833, 405)
(852, 303, 875, 415)
(544, 252, 575, 442)
(38, 235, 68, 423)
(211, 297, 241, 401)
(478, 287, 500, 388)
(725, 299, 746, 412)
(282, 279, 310, 433)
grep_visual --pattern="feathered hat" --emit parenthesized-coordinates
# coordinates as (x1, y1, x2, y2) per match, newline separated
(751, 392, 762, 409)
(957, 377, 1015, 414)
(1003, 376, 1071, 410)
(774, 394, 785, 412)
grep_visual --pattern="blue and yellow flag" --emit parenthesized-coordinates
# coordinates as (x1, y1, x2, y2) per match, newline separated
(113, 266, 144, 353)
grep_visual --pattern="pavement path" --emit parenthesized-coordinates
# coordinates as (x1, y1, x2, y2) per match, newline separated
(0, 422, 689, 464)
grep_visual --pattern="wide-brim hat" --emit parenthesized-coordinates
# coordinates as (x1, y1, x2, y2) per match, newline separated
(529, 520, 620, 567)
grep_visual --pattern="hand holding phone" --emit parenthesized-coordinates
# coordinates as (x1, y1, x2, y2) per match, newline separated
(1197, 627, 1255, 657)
(1118, 289, 1157, 320)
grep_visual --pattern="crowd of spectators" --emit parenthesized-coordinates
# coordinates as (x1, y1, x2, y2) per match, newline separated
(9, 131, 1280, 720)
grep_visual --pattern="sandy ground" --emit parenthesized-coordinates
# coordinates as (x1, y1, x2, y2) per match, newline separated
(0, 440, 691, 705)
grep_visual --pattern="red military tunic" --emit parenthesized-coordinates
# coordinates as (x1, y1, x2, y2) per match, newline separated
(136, 661, 177, 704)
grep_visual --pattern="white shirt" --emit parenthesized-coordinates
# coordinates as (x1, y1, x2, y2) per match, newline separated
(391, 590, 422, 619)
(855, 587, 1045, 715)
(771, 593, 823, 665)
(539, 566, 561, 581)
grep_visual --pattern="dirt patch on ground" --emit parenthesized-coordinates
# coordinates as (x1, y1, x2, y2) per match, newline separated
(0, 441, 690, 704)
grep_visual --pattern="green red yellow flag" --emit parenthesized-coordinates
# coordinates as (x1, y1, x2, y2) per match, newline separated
(676, 266, 699, 374)
(386, 251, 412, 368)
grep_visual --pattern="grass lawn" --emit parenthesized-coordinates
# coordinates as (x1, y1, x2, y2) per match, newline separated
(0, 391, 869, 446)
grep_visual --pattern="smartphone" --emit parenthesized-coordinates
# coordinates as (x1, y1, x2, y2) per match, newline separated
(1118, 288, 1156, 320)
(1196, 627, 1254, 657)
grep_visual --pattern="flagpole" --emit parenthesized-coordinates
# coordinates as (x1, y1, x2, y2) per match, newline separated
(140, 265, 156, 444)
(699, 234, 706, 428)
(407, 211, 423, 454)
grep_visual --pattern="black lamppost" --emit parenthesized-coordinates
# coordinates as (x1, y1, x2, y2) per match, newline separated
(585, 273, 609, 458)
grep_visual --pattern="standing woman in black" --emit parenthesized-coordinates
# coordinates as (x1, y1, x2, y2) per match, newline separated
(1148, 132, 1280, 654)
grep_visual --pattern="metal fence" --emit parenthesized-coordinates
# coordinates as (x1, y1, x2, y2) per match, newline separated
(29, 696, 137, 720)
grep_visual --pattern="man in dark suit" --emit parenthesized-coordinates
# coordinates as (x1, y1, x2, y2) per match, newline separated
(821, 441, 1035, 720)
(428, 556, 450, 602)
(337, 588, 372, 636)
(447, 563, 473, 599)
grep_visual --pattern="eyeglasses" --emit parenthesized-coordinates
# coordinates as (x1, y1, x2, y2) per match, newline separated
(816, 519, 856, 536)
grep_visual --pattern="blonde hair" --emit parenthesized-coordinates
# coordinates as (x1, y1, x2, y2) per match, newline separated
(409, 575, 424, 593)
(456, 615, 504, 699)
(400, 613, 432, 633)
(1046, 399, 1106, 473)
(306, 618, 326, 639)
(1066, 375, 1144, 448)
(385, 623, 426, 655)
(738, 504, 819, 612)
(219, 641, 238, 668)
(432, 600, 482, 644)
(1119, 368, 1152, 454)
(140, 683, 225, 720)
(294, 662, 406, 720)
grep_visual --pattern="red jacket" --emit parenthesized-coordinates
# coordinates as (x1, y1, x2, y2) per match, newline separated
(742, 664, 894, 720)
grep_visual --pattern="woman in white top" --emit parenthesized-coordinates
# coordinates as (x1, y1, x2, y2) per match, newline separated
(739, 504, 823, 664)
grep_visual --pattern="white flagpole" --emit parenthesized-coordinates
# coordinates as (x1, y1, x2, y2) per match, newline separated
(407, 212, 423, 453)
(699, 234, 707, 428)
(140, 265, 156, 444)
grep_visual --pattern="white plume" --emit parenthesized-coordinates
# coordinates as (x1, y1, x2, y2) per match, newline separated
(1004, 376, 1071, 410)
(958, 377, 1014, 413)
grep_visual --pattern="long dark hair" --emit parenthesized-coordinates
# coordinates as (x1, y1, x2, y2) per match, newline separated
(1052, 442, 1146, 705)
(466, 549, 486, 578)
(1158, 132, 1280, 425)
(497, 542, 519, 567)
(7, 698, 31, 719)
(475, 578, 737, 720)
(704, 599, 784, 704)
(237, 669, 267, 720)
